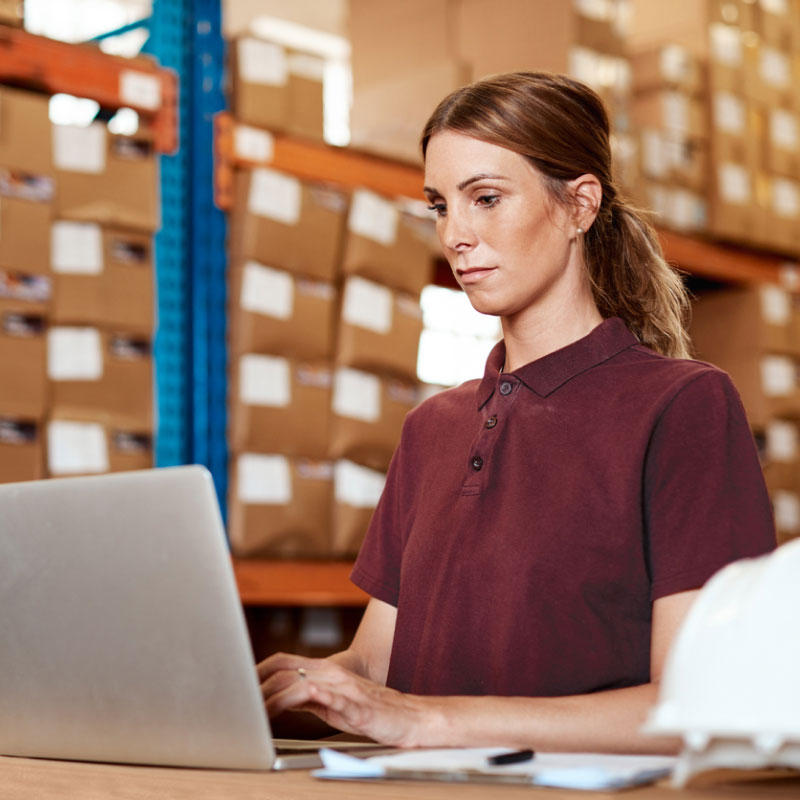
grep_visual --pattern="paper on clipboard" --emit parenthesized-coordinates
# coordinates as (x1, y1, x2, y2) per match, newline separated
(314, 747, 675, 790)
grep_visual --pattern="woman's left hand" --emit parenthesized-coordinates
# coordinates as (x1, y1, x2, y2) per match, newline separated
(258, 652, 437, 747)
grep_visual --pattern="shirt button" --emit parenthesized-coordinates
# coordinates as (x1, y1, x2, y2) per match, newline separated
(499, 381, 513, 396)
(471, 456, 483, 471)
(485, 416, 498, 429)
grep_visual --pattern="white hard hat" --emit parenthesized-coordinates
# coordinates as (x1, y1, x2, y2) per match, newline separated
(644, 538, 800, 787)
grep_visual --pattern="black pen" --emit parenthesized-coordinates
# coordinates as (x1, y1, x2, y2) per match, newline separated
(487, 748, 535, 766)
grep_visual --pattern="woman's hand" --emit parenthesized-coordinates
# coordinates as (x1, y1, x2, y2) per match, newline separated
(258, 652, 437, 748)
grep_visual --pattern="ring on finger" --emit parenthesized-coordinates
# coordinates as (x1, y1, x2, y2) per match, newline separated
(296, 667, 308, 679)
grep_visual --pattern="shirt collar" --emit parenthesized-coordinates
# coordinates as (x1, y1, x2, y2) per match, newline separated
(476, 317, 638, 408)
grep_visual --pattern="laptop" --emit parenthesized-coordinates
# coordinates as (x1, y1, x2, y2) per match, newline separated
(0, 465, 389, 770)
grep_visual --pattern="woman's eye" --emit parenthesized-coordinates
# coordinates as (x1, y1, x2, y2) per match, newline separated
(427, 203, 447, 217)
(476, 195, 500, 208)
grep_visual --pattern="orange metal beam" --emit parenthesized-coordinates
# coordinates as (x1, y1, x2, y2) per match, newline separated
(233, 559, 368, 607)
(0, 26, 178, 153)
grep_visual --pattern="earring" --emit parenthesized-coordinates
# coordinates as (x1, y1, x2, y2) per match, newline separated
(576, 226, 584, 235)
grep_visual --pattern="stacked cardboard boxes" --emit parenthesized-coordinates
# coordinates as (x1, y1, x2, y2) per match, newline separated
(690, 284, 800, 543)
(348, 0, 633, 165)
(628, 0, 800, 255)
(0, 80, 159, 485)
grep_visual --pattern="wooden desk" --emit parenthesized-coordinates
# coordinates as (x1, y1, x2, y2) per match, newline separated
(2, 755, 799, 799)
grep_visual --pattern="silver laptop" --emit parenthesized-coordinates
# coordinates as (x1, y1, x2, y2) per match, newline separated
(0, 466, 386, 770)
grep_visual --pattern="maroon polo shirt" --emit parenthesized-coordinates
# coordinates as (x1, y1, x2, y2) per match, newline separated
(351, 317, 775, 698)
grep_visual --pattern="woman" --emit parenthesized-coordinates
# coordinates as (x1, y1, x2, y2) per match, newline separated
(259, 72, 775, 753)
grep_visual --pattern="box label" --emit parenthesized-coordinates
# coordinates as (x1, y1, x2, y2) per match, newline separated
(766, 419, 797, 462)
(772, 178, 800, 219)
(288, 52, 325, 81)
(713, 93, 744, 135)
(761, 355, 795, 397)
(342, 276, 393, 334)
(760, 285, 791, 325)
(241, 261, 294, 319)
(47, 327, 103, 381)
(334, 459, 386, 507)
(773, 489, 800, 532)
(348, 189, 398, 247)
(710, 23, 742, 67)
(119, 70, 162, 111)
(51, 222, 104, 274)
(760, 47, 790, 88)
(239, 353, 291, 406)
(234, 125, 275, 163)
(660, 44, 690, 83)
(47, 420, 108, 475)
(53, 123, 107, 174)
(333, 367, 380, 422)
(239, 38, 288, 86)
(248, 168, 302, 224)
(718, 163, 750, 205)
(238, 453, 292, 504)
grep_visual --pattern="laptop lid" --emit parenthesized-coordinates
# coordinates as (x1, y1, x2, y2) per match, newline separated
(0, 465, 275, 770)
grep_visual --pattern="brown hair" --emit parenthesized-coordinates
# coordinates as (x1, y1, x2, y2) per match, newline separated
(421, 72, 692, 359)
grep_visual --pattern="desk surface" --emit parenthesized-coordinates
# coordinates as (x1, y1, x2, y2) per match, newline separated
(2, 756, 799, 800)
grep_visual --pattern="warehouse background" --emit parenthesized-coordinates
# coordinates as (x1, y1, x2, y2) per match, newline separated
(1, 0, 799, 654)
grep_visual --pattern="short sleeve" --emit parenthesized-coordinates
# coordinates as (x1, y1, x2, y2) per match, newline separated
(349, 417, 414, 606)
(644, 368, 776, 601)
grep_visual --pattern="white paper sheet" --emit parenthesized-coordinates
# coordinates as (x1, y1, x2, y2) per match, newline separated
(51, 222, 104, 275)
(239, 354, 291, 407)
(248, 168, 302, 225)
(47, 327, 104, 381)
(348, 189, 398, 246)
(53, 123, 107, 173)
(342, 276, 393, 333)
(47, 420, 108, 475)
(332, 368, 380, 422)
(334, 460, 386, 507)
(237, 453, 292, 504)
(240, 262, 294, 319)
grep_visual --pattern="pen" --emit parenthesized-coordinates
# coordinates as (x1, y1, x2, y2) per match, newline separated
(487, 748, 535, 766)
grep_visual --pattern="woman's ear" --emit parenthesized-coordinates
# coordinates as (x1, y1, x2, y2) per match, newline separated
(568, 174, 602, 231)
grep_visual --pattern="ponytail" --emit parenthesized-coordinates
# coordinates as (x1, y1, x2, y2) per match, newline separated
(583, 194, 693, 360)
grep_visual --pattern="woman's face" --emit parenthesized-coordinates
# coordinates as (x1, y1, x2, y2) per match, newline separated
(423, 131, 583, 322)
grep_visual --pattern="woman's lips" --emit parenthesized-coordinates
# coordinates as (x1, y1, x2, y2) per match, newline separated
(457, 267, 497, 285)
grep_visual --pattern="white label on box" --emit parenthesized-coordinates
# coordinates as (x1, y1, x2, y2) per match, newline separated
(713, 93, 744, 134)
(770, 109, 798, 151)
(780, 263, 800, 291)
(761, 355, 795, 397)
(239, 354, 291, 407)
(238, 38, 288, 86)
(238, 453, 292, 504)
(334, 459, 386, 507)
(642, 129, 668, 178)
(234, 125, 275, 162)
(568, 47, 599, 86)
(660, 44, 689, 83)
(47, 327, 103, 381)
(766, 420, 798, 462)
(772, 178, 800, 219)
(288, 52, 325, 81)
(51, 222, 104, 274)
(119, 70, 162, 111)
(762, 0, 788, 13)
(348, 189, 398, 246)
(247, 168, 302, 225)
(574, 0, 613, 21)
(240, 262, 294, 319)
(718, 163, 750, 205)
(53, 123, 107, 173)
(760, 47, 790, 87)
(773, 489, 800, 533)
(47, 420, 108, 475)
(667, 188, 705, 232)
(710, 23, 742, 67)
(342, 276, 393, 334)
(332, 367, 380, 422)
(760, 284, 791, 325)
(662, 92, 688, 133)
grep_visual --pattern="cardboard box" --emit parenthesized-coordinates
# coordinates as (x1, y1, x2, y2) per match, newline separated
(228, 453, 333, 558)
(48, 328, 153, 431)
(764, 175, 800, 255)
(329, 367, 418, 471)
(772, 488, 800, 544)
(709, 93, 761, 168)
(638, 129, 709, 192)
(690, 286, 800, 427)
(336, 276, 422, 381)
(761, 418, 800, 493)
(229, 355, 332, 457)
(631, 90, 708, 140)
(287, 51, 325, 141)
(0, 312, 47, 419)
(54, 125, 159, 232)
(0, 195, 52, 275)
(51, 223, 154, 334)
(631, 45, 706, 95)
(636, 181, 707, 234)
(341, 191, 433, 297)
(765, 107, 800, 177)
(756, 43, 794, 107)
(0, 417, 44, 484)
(108, 429, 153, 472)
(331, 459, 385, 558)
(0, 0, 23, 26)
(228, 260, 336, 360)
(230, 168, 346, 282)
(707, 161, 757, 242)
(0, 87, 52, 176)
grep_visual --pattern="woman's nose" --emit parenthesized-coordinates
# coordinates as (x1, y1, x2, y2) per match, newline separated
(440, 209, 477, 252)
